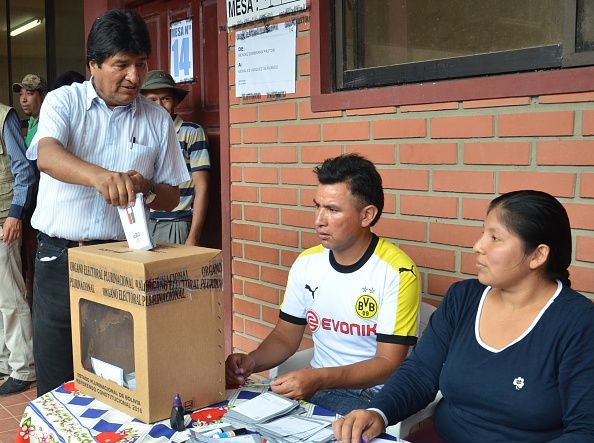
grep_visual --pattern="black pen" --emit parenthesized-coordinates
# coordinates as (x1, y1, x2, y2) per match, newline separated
(130, 136, 135, 149)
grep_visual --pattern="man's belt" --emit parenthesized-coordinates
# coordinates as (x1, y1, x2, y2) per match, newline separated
(39, 232, 115, 248)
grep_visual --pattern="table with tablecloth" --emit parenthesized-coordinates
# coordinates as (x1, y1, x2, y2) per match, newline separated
(16, 381, 401, 443)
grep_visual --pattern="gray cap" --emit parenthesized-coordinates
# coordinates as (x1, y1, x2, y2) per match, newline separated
(13, 74, 48, 93)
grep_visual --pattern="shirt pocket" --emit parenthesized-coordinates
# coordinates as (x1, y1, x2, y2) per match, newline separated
(0, 174, 14, 214)
(117, 142, 159, 177)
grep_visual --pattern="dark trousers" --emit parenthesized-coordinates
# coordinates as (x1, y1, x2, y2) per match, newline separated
(32, 234, 73, 396)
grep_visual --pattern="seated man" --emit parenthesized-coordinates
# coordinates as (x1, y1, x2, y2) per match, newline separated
(225, 154, 420, 415)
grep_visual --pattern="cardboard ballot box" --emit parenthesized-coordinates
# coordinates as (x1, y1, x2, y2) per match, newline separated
(69, 242, 225, 423)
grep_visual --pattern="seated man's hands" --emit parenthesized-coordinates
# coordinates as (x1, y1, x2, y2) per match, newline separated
(225, 353, 256, 386)
(270, 367, 320, 400)
(332, 409, 385, 443)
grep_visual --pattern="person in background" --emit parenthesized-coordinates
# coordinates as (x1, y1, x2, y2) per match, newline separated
(140, 70, 210, 246)
(51, 70, 86, 90)
(226, 154, 420, 416)
(334, 190, 594, 443)
(12, 74, 47, 147)
(0, 102, 36, 395)
(12, 76, 46, 313)
(27, 9, 189, 396)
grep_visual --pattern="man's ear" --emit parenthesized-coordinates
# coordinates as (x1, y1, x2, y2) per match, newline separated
(529, 244, 550, 270)
(88, 60, 98, 74)
(360, 205, 378, 228)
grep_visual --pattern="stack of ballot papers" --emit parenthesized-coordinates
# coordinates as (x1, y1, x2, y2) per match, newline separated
(254, 414, 335, 443)
(219, 391, 336, 443)
(203, 390, 410, 443)
(224, 391, 300, 425)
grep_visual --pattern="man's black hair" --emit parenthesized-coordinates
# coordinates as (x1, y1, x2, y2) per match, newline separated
(52, 71, 86, 90)
(314, 154, 384, 226)
(86, 9, 151, 67)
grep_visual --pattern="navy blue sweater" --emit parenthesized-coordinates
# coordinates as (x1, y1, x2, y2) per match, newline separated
(370, 279, 594, 442)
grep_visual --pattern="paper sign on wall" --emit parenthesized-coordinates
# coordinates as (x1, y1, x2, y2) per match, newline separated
(235, 21, 296, 97)
(170, 18, 194, 83)
(227, 0, 307, 28)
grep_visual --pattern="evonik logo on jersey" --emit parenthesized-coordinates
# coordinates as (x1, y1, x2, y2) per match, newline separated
(306, 309, 376, 336)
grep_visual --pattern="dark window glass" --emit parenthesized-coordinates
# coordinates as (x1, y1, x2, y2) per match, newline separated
(576, 0, 594, 52)
(334, 0, 594, 90)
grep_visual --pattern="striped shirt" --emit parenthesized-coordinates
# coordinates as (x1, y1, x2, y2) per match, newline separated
(27, 80, 190, 241)
(150, 115, 210, 220)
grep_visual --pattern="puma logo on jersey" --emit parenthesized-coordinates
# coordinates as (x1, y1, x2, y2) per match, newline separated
(305, 284, 318, 298)
(398, 265, 416, 276)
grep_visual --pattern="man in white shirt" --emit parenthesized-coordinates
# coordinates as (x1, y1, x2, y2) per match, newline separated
(226, 154, 420, 415)
(27, 9, 189, 396)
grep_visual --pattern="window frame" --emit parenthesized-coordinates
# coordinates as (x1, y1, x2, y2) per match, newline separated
(311, 0, 594, 112)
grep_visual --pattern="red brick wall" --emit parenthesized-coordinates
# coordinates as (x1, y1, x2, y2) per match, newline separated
(227, 14, 594, 354)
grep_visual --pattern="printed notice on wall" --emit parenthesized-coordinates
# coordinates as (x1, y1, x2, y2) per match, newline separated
(227, 0, 306, 28)
(170, 19, 194, 83)
(235, 21, 296, 97)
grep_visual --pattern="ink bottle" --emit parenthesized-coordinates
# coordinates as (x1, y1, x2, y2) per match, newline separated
(170, 393, 185, 431)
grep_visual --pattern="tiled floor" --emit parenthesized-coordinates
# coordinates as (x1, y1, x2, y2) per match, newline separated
(0, 380, 37, 443)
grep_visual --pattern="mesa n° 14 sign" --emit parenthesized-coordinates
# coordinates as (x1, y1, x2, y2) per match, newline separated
(170, 18, 194, 83)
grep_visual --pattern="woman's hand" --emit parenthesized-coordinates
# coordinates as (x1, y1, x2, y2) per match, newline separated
(332, 409, 385, 443)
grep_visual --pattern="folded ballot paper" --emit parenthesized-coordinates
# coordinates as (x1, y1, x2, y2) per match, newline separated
(224, 392, 300, 425)
(117, 193, 154, 250)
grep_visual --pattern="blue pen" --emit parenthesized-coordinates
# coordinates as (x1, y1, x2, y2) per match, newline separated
(212, 428, 248, 438)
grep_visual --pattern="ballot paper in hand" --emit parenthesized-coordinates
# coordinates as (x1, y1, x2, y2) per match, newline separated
(117, 193, 154, 250)
(224, 391, 299, 425)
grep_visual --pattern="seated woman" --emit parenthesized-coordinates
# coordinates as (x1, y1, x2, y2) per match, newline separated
(334, 190, 594, 443)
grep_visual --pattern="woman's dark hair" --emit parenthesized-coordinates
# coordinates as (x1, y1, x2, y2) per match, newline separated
(488, 190, 572, 286)
(314, 154, 384, 226)
(86, 9, 151, 67)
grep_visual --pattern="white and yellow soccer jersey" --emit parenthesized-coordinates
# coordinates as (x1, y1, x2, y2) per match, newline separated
(280, 235, 420, 369)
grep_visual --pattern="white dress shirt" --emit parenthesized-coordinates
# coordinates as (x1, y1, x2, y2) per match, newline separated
(27, 80, 190, 241)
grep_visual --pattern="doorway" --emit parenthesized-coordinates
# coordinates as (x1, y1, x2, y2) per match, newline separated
(133, 0, 222, 249)
(0, 0, 86, 112)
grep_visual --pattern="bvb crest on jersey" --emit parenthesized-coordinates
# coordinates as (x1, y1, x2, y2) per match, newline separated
(355, 290, 378, 319)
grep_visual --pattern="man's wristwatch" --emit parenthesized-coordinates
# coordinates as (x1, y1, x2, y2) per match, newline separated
(145, 181, 156, 204)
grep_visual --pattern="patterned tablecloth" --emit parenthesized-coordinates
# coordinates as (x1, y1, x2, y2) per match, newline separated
(16, 381, 384, 443)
